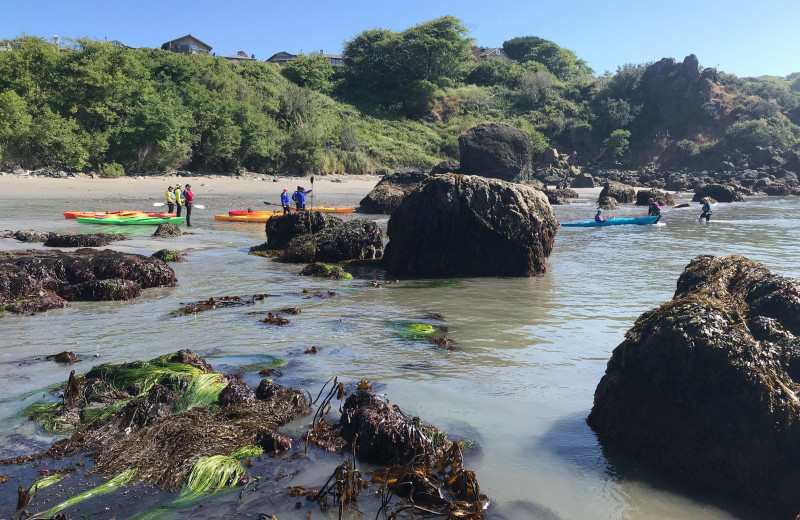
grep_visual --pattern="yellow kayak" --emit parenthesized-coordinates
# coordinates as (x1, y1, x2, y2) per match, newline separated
(214, 213, 276, 223)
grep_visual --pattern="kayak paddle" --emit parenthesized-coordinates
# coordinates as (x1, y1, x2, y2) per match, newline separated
(153, 202, 205, 209)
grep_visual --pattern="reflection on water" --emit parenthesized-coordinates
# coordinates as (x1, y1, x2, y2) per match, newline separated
(1, 193, 798, 519)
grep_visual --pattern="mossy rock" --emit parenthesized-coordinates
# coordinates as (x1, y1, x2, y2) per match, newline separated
(300, 262, 353, 280)
(152, 249, 187, 263)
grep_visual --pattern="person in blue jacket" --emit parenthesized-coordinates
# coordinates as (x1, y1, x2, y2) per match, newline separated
(595, 208, 605, 222)
(281, 188, 291, 214)
(292, 186, 312, 211)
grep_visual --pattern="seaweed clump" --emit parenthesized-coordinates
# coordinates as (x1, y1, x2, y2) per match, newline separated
(300, 262, 353, 280)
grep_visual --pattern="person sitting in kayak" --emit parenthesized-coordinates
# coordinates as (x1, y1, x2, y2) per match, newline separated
(700, 198, 713, 221)
(648, 198, 661, 216)
(595, 209, 605, 222)
(292, 186, 312, 211)
(166, 185, 175, 213)
(281, 188, 291, 215)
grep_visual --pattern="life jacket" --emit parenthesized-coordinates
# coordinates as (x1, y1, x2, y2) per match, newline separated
(281, 192, 291, 206)
(292, 191, 306, 206)
(166, 190, 175, 203)
(174, 188, 184, 205)
(184, 188, 194, 204)
(702, 203, 711, 212)
(595, 214, 604, 222)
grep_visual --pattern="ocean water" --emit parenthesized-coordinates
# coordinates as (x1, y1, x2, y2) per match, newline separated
(0, 191, 797, 519)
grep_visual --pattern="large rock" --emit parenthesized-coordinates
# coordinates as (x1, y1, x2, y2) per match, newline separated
(588, 255, 800, 516)
(383, 174, 557, 277)
(153, 223, 181, 238)
(263, 211, 341, 249)
(598, 181, 636, 204)
(44, 233, 127, 248)
(0, 249, 177, 314)
(283, 219, 383, 263)
(359, 170, 430, 214)
(458, 122, 534, 182)
(692, 184, 746, 203)
(635, 188, 675, 206)
(570, 173, 595, 188)
(14, 230, 54, 242)
(430, 160, 460, 175)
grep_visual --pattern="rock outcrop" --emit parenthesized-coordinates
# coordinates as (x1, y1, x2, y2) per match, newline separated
(0, 249, 177, 314)
(263, 211, 341, 250)
(283, 219, 382, 264)
(359, 170, 431, 214)
(692, 184, 746, 203)
(635, 188, 675, 206)
(153, 223, 182, 238)
(542, 188, 578, 205)
(383, 174, 557, 277)
(570, 173, 595, 188)
(44, 233, 127, 248)
(14, 230, 54, 242)
(458, 122, 534, 182)
(588, 255, 800, 517)
(598, 181, 636, 204)
(597, 196, 620, 210)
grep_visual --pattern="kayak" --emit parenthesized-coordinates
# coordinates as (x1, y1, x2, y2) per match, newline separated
(77, 216, 185, 225)
(215, 214, 274, 223)
(64, 211, 176, 219)
(228, 210, 276, 217)
(561, 215, 660, 227)
(229, 207, 354, 215)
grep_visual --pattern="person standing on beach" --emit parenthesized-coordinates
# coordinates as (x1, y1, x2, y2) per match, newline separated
(183, 184, 194, 227)
(174, 186, 184, 217)
(281, 188, 291, 215)
(166, 185, 175, 213)
(292, 186, 312, 211)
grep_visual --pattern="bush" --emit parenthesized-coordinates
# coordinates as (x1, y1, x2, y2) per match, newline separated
(99, 162, 126, 178)
(603, 129, 631, 161)
(675, 139, 701, 158)
(281, 54, 335, 92)
(725, 118, 797, 155)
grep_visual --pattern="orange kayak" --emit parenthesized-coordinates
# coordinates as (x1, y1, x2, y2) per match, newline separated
(215, 213, 275, 223)
(292, 206, 355, 214)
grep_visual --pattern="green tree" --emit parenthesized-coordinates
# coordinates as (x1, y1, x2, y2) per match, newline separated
(603, 129, 631, 161)
(0, 89, 32, 165)
(281, 54, 335, 92)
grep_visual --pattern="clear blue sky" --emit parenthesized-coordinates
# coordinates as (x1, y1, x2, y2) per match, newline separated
(3, 0, 798, 77)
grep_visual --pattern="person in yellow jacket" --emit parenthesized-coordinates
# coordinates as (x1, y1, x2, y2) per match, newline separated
(166, 185, 175, 213)
(174, 186, 184, 217)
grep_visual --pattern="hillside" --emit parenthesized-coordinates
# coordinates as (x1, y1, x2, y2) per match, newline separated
(0, 17, 798, 176)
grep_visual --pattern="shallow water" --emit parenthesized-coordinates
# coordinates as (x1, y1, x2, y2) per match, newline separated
(1, 191, 798, 519)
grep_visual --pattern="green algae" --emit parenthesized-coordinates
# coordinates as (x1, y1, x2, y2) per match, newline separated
(28, 472, 64, 492)
(300, 262, 353, 280)
(23, 401, 65, 431)
(396, 322, 437, 341)
(43, 468, 137, 517)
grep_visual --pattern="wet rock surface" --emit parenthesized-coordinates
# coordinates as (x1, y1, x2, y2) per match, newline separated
(588, 255, 800, 517)
(570, 172, 595, 188)
(152, 223, 182, 238)
(300, 262, 352, 280)
(0, 249, 177, 314)
(598, 181, 635, 204)
(359, 170, 431, 214)
(44, 233, 126, 248)
(14, 230, 54, 242)
(283, 219, 383, 263)
(542, 188, 578, 205)
(635, 188, 675, 206)
(384, 174, 557, 277)
(692, 183, 746, 203)
(458, 122, 534, 182)
(598, 196, 620, 209)
(263, 211, 340, 250)
(152, 249, 187, 263)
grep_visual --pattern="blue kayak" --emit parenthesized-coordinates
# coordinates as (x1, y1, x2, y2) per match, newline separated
(561, 215, 660, 227)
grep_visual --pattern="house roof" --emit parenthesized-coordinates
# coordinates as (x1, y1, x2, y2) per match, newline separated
(321, 53, 343, 59)
(266, 51, 297, 62)
(161, 34, 212, 51)
(224, 54, 256, 61)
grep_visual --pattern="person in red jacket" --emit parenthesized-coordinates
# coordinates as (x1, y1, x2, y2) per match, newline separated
(183, 184, 194, 227)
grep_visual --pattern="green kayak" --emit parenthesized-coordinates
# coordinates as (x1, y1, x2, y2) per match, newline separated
(76, 216, 185, 226)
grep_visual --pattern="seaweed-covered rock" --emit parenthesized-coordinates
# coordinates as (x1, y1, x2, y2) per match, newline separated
(44, 233, 126, 248)
(458, 122, 534, 182)
(152, 223, 182, 238)
(359, 171, 431, 214)
(283, 219, 383, 263)
(384, 174, 557, 277)
(692, 184, 746, 203)
(0, 249, 177, 314)
(300, 262, 353, 280)
(598, 196, 620, 209)
(0, 292, 68, 315)
(542, 188, 578, 205)
(570, 173, 595, 188)
(635, 188, 675, 206)
(219, 378, 256, 407)
(340, 389, 450, 465)
(59, 279, 142, 301)
(598, 181, 635, 204)
(152, 249, 187, 263)
(263, 211, 341, 249)
(14, 230, 54, 242)
(588, 255, 800, 516)
(0, 230, 13, 239)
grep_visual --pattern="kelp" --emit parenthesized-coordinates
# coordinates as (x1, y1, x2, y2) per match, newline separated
(43, 468, 137, 517)
(28, 472, 64, 492)
(373, 443, 489, 519)
(261, 312, 290, 326)
(23, 402, 65, 431)
(173, 294, 270, 316)
(311, 442, 368, 518)
(184, 445, 262, 495)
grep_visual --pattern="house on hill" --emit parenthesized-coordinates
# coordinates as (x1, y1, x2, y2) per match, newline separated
(266, 50, 343, 67)
(472, 46, 510, 61)
(224, 50, 256, 63)
(161, 34, 212, 55)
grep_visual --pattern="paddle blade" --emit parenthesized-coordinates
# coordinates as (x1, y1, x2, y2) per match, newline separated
(194, 204, 205, 209)
(153, 202, 165, 207)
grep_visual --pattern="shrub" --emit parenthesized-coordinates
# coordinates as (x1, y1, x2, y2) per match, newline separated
(99, 162, 126, 178)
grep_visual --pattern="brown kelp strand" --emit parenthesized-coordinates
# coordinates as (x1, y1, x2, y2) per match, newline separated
(173, 294, 271, 315)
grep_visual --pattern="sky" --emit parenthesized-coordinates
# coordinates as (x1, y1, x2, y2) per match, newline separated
(2, 0, 799, 78)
